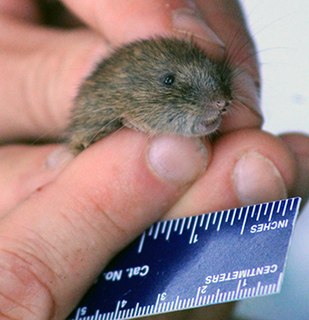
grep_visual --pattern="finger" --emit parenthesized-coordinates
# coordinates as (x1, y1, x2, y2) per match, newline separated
(167, 129, 297, 217)
(0, 0, 39, 21)
(280, 133, 309, 204)
(0, 17, 109, 142)
(62, 0, 222, 47)
(0, 130, 208, 319)
(0, 144, 72, 216)
(194, 0, 261, 131)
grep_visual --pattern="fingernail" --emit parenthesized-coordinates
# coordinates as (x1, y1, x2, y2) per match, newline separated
(46, 146, 74, 170)
(233, 151, 287, 205)
(172, 7, 225, 54)
(148, 135, 208, 185)
(232, 69, 261, 116)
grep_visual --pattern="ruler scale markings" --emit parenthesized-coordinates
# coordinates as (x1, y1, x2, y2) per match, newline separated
(231, 290, 236, 300)
(264, 203, 269, 216)
(222, 292, 226, 302)
(148, 225, 153, 236)
(179, 218, 186, 235)
(282, 199, 288, 217)
(153, 222, 161, 239)
(288, 198, 293, 212)
(225, 210, 230, 222)
(195, 286, 201, 306)
(215, 289, 220, 303)
(235, 280, 242, 299)
(174, 218, 180, 231)
(159, 302, 164, 313)
(189, 216, 199, 244)
(205, 213, 211, 230)
(138, 306, 143, 316)
(190, 297, 195, 307)
(230, 209, 236, 226)
(161, 220, 167, 234)
(256, 203, 262, 221)
(277, 200, 282, 213)
(273, 200, 279, 215)
(137, 232, 146, 253)
(219, 292, 223, 303)
(240, 207, 248, 235)
(183, 299, 187, 308)
(160, 302, 165, 312)
(134, 303, 139, 317)
(212, 212, 218, 224)
(149, 305, 154, 315)
(226, 291, 231, 301)
(74, 308, 81, 320)
(268, 202, 275, 222)
(257, 282, 262, 296)
(154, 294, 160, 313)
(166, 302, 170, 311)
(252, 286, 256, 297)
(244, 288, 248, 298)
(187, 216, 193, 229)
(178, 299, 182, 309)
(251, 205, 256, 218)
(238, 207, 243, 220)
(263, 285, 268, 295)
(199, 213, 205, 227)
(95, 310, 100, 320)
(165, 220, 173, 240)
(69, 198, 301, 320)
(290, 199, 296, 211)
(174, 296, 179, 310)
(239, 289, 243, 299)
(114, 302, 120, 320)
(216, 211, 224, 231)
(142, 306, 147, 315)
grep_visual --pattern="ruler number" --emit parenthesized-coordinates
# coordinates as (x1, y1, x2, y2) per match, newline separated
(200, 285, 208, 294)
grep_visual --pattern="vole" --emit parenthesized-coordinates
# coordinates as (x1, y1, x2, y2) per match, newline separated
(66, 38, 232, 153)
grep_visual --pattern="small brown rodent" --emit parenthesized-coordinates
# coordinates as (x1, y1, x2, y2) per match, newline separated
(66, 38, 232, 153)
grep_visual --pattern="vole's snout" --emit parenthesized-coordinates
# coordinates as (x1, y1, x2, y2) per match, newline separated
(214, 100, 231, 113)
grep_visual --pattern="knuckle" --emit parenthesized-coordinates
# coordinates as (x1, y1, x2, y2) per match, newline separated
(0, 247, 55, 319)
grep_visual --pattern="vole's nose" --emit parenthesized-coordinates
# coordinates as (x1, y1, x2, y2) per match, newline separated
(215, 100, 231, 113)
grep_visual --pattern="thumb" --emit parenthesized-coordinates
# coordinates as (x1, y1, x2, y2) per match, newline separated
(0, 130, 208, 319)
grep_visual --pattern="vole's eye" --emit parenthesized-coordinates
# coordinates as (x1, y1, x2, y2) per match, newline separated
(162, 74, 175, 86)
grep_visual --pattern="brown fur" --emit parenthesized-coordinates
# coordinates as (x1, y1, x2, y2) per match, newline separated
(66, 38, 232, 153)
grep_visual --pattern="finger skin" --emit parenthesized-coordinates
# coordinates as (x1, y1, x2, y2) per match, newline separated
(0, 144, 67, 216)
(168, 129, 298, 217)
(280, 133, 309, 204)
(0, 130, 206, 319)
(0, 0, 39, 21)
(0, 20, 108, 142)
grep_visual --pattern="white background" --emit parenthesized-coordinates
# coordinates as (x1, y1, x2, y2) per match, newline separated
(235, 1, 309, 319)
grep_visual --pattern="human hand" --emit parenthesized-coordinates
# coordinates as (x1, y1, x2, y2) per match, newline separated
(0, 1, 308, 319)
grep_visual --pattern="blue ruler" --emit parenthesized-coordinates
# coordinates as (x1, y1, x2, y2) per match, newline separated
(69, 197, 301, 320)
